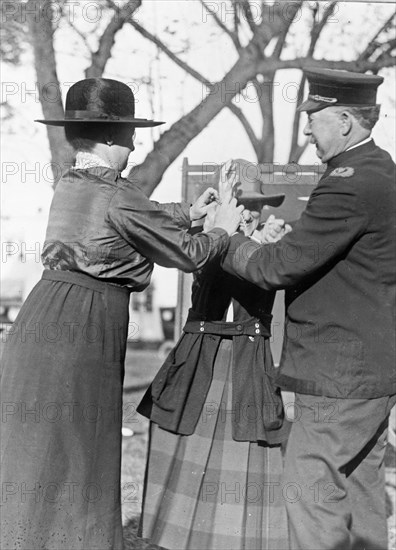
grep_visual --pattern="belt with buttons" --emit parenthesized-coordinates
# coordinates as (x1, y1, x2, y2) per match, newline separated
(183, 315, 271, 338)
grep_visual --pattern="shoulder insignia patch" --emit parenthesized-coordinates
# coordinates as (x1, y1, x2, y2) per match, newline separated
(329, 167, 355, 178)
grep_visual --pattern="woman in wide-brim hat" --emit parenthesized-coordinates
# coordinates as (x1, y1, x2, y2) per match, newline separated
(0, 78, 242, 550)
(137, 161, 291, 550)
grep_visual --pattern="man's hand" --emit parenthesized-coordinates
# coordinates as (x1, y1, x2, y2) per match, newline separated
(259, 215, 292, 243)
(219, 159, 239, 198)
(204, 191, 244, 236)
(190, 187, 220, 221)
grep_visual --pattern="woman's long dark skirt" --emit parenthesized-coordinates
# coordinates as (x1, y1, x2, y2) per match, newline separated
(0, 270, 130, 550)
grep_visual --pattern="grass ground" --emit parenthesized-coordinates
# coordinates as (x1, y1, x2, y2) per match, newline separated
(122, 345, 396, 550)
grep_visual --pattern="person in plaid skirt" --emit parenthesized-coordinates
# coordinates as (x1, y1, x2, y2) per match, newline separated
(138, 161, 291, 550)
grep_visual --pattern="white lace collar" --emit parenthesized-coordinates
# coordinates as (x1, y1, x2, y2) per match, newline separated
(74, 151, 112, 170)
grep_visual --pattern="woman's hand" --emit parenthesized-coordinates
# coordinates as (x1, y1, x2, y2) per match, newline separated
(213, 192, 244, 236)
(190, 187, 220, 221)
(204, 187, 244, 236)
(203, 202, 218, 233)
(259, 215, 292, 243)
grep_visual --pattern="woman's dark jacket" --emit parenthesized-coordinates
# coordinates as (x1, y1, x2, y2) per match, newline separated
(42, 167, 229, 287)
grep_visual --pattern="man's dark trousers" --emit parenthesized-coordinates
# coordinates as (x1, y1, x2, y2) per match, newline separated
(283, 393, 396, 550)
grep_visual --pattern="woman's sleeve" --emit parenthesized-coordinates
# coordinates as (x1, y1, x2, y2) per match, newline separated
(106, 183, 229, 272)
(151, 201, 191, 229)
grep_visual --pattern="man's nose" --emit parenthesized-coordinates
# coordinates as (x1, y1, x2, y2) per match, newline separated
(303, 122, 311, 136)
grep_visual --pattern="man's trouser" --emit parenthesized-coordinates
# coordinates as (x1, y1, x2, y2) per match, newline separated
(283, 392, 396, 550)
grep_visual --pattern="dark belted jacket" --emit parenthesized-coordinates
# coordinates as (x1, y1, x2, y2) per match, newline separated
(138, 258, 290, 445)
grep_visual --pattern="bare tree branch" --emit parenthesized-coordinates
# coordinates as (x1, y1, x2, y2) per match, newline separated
(129, 19, 259, 158)
(374, 38, 396, 67)
(251, 1, 303, 56)
(129, 20, 206, 84)
(85, 0, 141, 77)
(199, 0, 241, 51)
(253, 1, 304, 161)
(358, 11, 396, 62)
(129, 1, 303, 166)
(130, 43, 276, 193)
(309, 1, 337, 55)
(259, 56, 396, 75)
(250, 76, 274, 162)
(289, 2, 337, 162)
(271, 22, 291, 60)
(235, 0, 257, 34)
(287, 3, 394, 163)
(66, 21, 92, 54)
(233, 3, 240, 38)
(229, 102, 261, 150)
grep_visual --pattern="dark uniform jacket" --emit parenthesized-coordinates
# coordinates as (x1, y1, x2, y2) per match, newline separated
(222, 140, 396, 399)
(138, 258, 290, 445)
(42, 167, 229, 289)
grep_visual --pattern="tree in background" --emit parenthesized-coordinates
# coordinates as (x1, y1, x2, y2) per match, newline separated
(2, 0, 395, 193)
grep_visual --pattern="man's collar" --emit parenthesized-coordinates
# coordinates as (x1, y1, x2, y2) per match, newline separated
(328, 138, 375, 168)
(345, 136, 372, 152)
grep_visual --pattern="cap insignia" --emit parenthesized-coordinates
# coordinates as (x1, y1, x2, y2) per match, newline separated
(309, 94, 337, 104)
(330, 167, 355, 178)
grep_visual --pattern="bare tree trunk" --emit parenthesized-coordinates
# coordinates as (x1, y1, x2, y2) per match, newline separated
(27, 0, 73, 184)
(28, 0, 140, 185)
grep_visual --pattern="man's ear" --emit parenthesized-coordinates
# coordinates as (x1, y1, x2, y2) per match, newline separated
(339, 110, 353, 136)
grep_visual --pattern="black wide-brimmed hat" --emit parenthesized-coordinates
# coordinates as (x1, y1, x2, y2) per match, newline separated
(35, 78, 165, 127)
(298, 68, 383, 113)
(231, 159, 285, 207)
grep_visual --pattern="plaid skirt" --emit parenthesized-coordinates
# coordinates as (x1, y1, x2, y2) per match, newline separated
(139, 339, 288, 550)
(0, 270, 130, 550)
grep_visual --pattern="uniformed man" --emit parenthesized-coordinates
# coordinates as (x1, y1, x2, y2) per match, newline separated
(221, 68, 396, 550)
